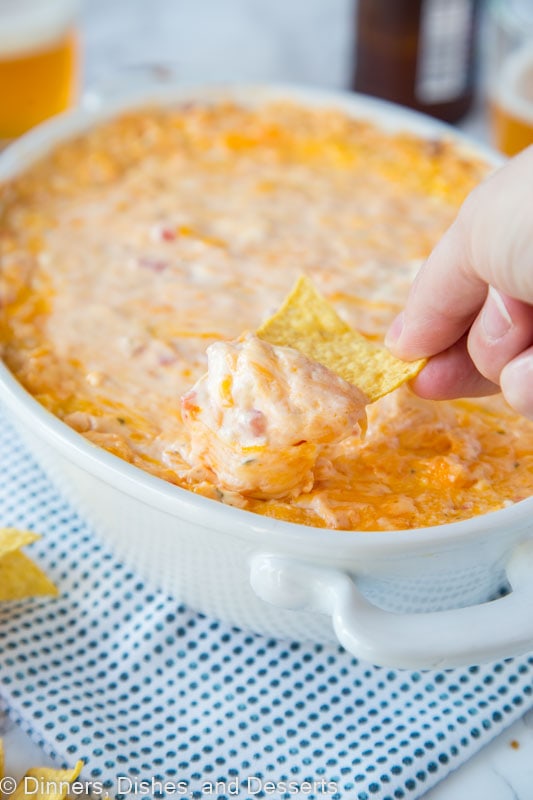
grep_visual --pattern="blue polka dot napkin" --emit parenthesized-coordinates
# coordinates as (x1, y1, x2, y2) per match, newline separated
(0, 411, 532, 800)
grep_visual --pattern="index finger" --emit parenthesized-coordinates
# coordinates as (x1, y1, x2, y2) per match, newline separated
(386, 214, 487, 360)
(387, 145, 533, 360)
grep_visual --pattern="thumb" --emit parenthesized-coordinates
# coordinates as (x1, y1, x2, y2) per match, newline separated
(501, 348, 533, 420)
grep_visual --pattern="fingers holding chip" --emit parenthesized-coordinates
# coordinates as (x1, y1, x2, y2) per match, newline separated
(257, 276, 426, 402)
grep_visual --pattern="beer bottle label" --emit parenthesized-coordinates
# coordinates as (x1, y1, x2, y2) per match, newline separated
(416, 0, 475, 103)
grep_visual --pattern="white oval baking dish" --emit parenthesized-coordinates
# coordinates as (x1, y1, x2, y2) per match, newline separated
(1, 84, 532, 670)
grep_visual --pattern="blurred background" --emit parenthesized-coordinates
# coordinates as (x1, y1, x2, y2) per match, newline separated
(1, 0, 533, 154)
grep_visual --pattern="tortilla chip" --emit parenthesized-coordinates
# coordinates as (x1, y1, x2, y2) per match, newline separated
(0, 529, 40, 558)
(11, 762, 84, 800)
(0, 529, 58, 602)
(258, 276, 426, 402)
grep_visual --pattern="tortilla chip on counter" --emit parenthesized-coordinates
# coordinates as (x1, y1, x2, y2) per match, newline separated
(258, 276, 426, 402)
(0, 529, 58, 601)
(10, 761, 84, 800)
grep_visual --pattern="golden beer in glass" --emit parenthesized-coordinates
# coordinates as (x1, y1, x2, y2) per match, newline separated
(488, 0, 533, 156)
(0, 0, 80, 145)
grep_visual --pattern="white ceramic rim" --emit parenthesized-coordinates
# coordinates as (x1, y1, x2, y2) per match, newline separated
(1, 82, 531, 558)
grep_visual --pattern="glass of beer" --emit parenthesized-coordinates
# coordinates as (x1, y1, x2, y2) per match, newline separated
(0, 0, 80, 147)
(488, 0, 533, 156)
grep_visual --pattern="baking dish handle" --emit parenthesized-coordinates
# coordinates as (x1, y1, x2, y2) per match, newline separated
(249, 540, 533, 669)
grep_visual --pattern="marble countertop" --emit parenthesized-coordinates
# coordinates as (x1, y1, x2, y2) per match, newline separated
(2, 2, 531, 797)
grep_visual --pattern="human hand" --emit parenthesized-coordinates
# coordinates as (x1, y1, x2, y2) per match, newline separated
(386, 145, 533, 419)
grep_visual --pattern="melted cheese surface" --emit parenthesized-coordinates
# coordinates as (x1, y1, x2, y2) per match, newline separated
(1, 101, 532, 530)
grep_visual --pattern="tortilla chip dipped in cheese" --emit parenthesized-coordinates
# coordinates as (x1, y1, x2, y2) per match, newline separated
(180, 333, 367, 500)
(0, 528, 58, 601)
(180, 276, 424, 501)
(10, 761, 84, 800)
(257, 276, 426, 402)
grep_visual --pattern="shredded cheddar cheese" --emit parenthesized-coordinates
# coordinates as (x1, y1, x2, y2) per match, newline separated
(1, 101, 532, 530)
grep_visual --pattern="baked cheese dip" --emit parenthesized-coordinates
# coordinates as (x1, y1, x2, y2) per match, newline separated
(1, 101, 533, 530)
(180, 332, 368, 501)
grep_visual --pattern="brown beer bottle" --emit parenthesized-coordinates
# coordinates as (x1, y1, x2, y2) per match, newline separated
(352, 0, 480, 123)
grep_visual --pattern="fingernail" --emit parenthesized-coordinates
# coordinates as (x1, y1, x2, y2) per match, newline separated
(501, 354, 533, 420)
(385, 312, 404, 348)
(482, 287, 513, 341)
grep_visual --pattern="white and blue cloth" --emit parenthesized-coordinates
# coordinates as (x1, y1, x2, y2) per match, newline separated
(0, 410, 532, 800)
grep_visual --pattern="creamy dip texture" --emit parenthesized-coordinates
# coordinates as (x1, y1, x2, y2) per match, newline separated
(1, 101, 533, 530)
(180, 333, 367, 500)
